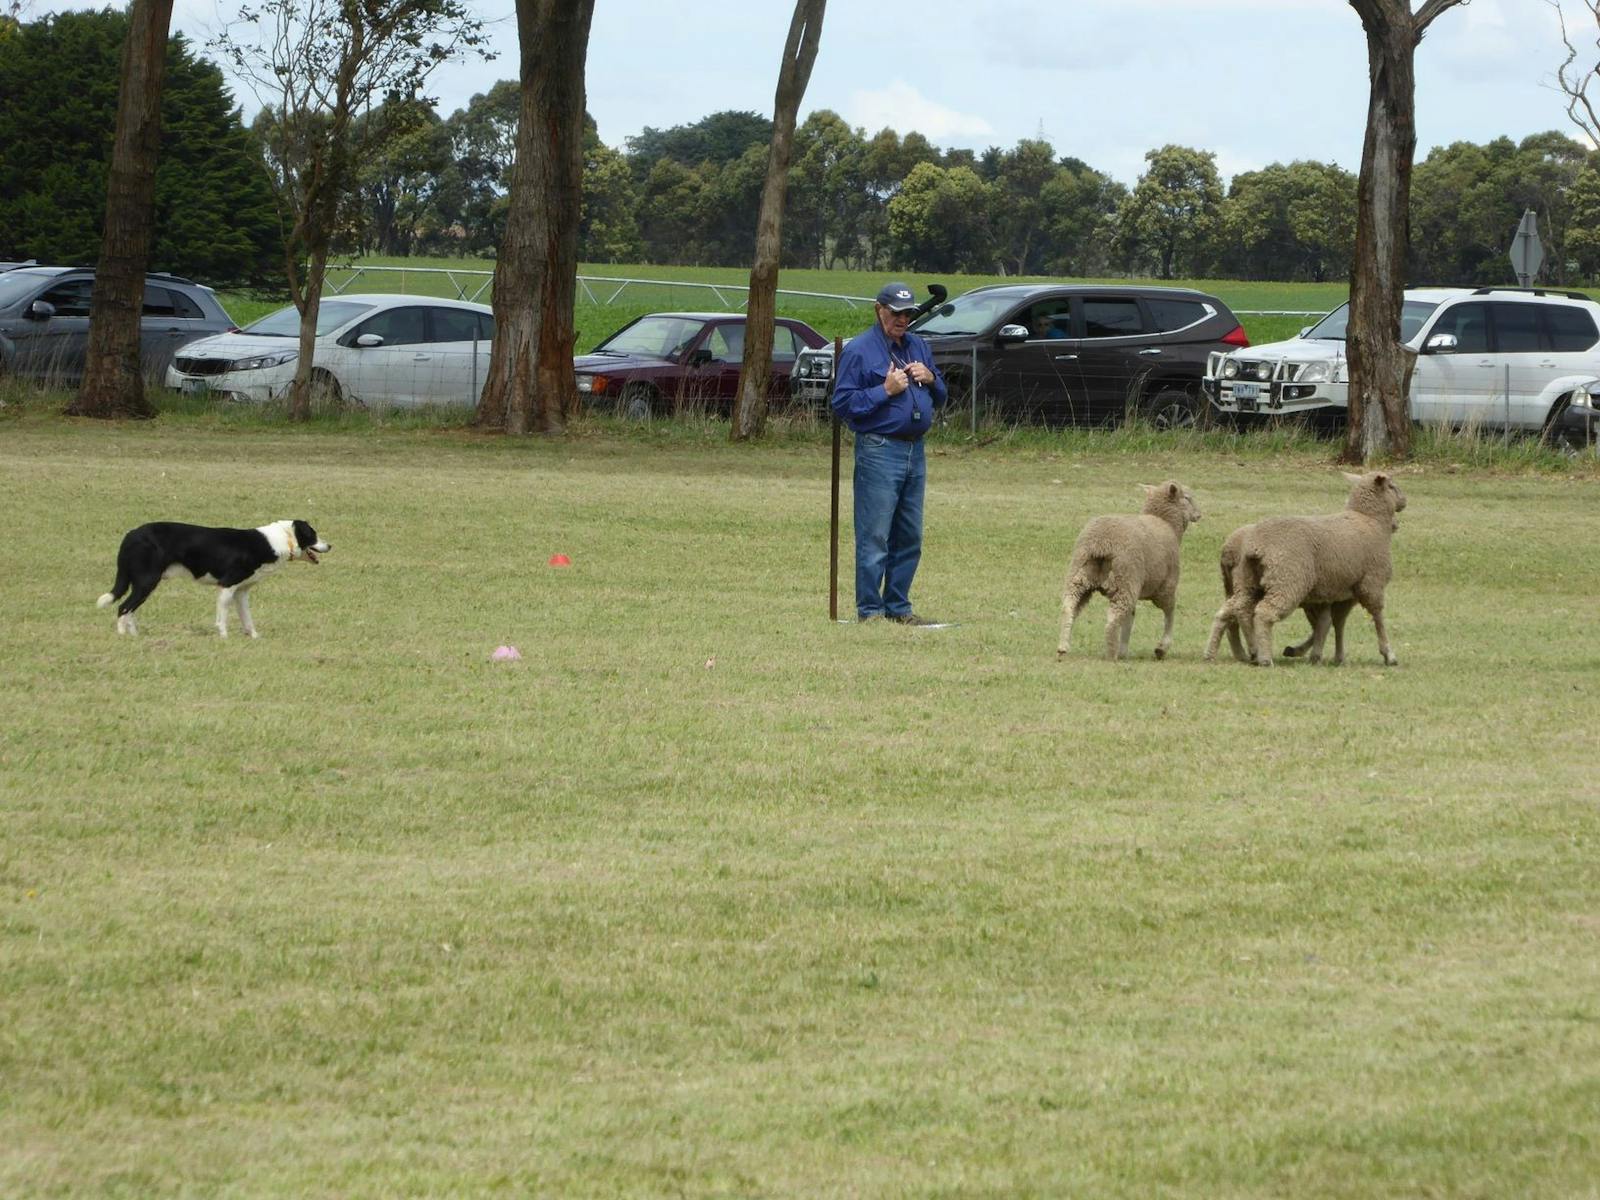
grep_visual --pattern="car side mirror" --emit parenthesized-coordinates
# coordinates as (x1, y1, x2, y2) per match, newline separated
(1423, 332, 1458, 353)
(996, 323, 1030, 343)
(355, 333, 385, 347)
(689, 348, 714, 366)
(27, 300, 55, 320)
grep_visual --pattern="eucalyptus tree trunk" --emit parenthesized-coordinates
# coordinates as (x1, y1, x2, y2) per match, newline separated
(730, 0, 825, 442)
(69, 0, 175, 420)
(1343, 0, 1467, 463)
(476, 0, 595, 436)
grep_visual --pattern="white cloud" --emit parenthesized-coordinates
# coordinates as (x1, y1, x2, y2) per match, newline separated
(845, 81, 995, 143)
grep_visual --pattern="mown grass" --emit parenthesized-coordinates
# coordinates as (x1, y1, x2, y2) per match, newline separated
(2, 398, 1598, 1198)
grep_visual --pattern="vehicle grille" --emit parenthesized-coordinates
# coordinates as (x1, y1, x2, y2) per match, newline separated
(172, 356, 234, 377)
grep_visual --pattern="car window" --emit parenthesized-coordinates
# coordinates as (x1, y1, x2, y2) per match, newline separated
(1024, 304, 1071, 339)
(476, 312, 495, 341)
(168, 289, 206, 319)
(705, 323, 744, 363)
(1490, 303, 1542, 353)
(1081, 298, 1143, 338)
(1304, 298, 1441, 342)
(356, 305, 426, 346)
(1432, 302, 1490, 353)
(772, 324, 799, 362)
(1145, 298, 1206, 332)
(40, 279, 93, 317)
(1542, 304, 1598, 352)
(244, 301, 376, 337)
(597, 315, 706, 358)
(428, 306, 483, 343)
(141, 287, 180, 317)
(914, 290, 1017, 336)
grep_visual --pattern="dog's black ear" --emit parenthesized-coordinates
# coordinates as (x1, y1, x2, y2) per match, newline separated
(292, 519, 318, 545)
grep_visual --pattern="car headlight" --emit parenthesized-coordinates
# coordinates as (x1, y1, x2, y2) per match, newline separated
(1297, 362, 1331, 384)
(1574, 383, 1600, 408)
(231, 350, 298, 371)
(576, 374, 606, 395)
(1221, 359, 1239, 380)
(1253, 362, 1273, 382)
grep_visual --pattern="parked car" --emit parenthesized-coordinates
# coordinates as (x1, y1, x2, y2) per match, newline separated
(167, 294, 495, 408)
(1203, 286, 1600, 444)
(0, 265, 235, 386)
(574, 312, 829, 418)
(791, 283, 1249, 428)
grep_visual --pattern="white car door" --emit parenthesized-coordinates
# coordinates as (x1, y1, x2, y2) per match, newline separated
(1411, 301, 1497, 428)
(345, 304, 429, 405)
(423, 306, 491, 406)
(1486, 301, 1548, 431)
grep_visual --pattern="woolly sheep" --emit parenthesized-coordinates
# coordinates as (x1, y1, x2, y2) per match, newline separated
(1216, 521, 1327, 663)
(1058, 481, 1200, 661)
(1203, 471, 1406, 667)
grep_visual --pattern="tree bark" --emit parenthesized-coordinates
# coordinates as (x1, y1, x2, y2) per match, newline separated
(730, 0, 825, 442)
(476, 0, 595, 436)
(68, 0, 175, 420)
(1343, 0, 1467, 463)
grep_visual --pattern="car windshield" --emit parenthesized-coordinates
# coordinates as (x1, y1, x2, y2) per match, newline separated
(0, 270, 63, 308)
(1302, 299, 1440, 342)
(912, 290, 1023, 337)
(595, 315, 710, 358)
(243, 300, 376, 338)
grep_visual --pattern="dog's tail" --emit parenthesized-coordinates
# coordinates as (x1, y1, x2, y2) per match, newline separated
(97, 568, 129, 609)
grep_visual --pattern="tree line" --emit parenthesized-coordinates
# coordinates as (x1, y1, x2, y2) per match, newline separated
(5, 8, 1599, 292)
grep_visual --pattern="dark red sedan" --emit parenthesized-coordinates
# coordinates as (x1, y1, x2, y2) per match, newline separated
(574, 311, 828, 419)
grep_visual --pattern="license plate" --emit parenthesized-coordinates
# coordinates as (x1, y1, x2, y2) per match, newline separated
(181, 378, 210, 395)
(1233, 382, 1260, 401)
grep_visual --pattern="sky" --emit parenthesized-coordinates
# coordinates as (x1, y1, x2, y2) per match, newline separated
(28, 0, 1599, 187)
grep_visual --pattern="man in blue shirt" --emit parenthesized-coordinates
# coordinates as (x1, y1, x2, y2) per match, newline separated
(831, 282, 948, 624)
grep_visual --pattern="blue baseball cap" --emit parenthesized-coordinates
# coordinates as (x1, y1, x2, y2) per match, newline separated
(875, 281, 918, 312)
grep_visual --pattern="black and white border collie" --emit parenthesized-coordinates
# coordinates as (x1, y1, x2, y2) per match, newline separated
(96, 519, 330, 638)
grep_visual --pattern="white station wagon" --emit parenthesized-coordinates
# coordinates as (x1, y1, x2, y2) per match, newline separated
(1204, 286, 1600, 443)
(166, 293, 494, 408)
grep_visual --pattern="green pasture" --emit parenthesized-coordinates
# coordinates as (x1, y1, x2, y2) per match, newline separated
(3, 403, 1599, 1197)
(223, 259, 1395, 351)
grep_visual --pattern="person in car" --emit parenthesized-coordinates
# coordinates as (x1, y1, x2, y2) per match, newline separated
(831, 281, 948, 625)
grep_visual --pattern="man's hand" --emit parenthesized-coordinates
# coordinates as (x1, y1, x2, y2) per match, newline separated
(904, 360, 933, 385)
(883, 364, 909, 396)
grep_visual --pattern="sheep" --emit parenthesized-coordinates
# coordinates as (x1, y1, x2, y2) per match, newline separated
(1216, 521, 1327, 663)
(1203, 471, 1406, 667)
(1057, 481, 1200, 661)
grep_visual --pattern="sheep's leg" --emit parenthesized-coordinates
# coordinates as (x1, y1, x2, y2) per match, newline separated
(1251, 596, 1297, 667)
(1205, 593, 1252, 662)
(1103, 592, 1135, 661)
(1280, 606, 1323, 660)
(1220, 564, 1249, 662)
(1362, 597, 1397, 666)
(1057, 582, 1093, 659)
(1152, 598, 1176, 660)
(1328, 600, 1355, 665)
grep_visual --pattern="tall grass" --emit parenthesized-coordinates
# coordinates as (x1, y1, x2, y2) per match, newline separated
(2, 407, 1598, 1196)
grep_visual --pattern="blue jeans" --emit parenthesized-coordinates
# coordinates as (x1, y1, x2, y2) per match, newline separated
(853, 433, 926, 619)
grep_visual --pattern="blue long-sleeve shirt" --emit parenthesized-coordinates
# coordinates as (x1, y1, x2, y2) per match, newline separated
(830, 322, 946, 439)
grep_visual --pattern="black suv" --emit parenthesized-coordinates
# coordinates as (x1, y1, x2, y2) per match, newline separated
(0, 265, 236, 386)
(794, 283, 1249, 428)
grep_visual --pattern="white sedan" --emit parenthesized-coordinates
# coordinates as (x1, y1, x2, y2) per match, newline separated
(166, 293, 494, 408)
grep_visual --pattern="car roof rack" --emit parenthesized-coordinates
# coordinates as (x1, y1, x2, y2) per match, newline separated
(1468, 286, 1591, 300)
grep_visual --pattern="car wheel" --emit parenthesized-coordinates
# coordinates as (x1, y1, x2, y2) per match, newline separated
(1540, 395, 1589, 452)
(1143, 388, 1201, 431)
(937, 368, 973, 429)
(309, 369, 347, 412)
(618, 381, 655, 421)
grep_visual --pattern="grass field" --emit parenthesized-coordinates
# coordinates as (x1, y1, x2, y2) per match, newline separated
(3, 402, 1599, 1197)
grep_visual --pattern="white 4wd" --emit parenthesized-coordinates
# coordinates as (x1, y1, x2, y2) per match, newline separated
(1204, 287, 1600, 440)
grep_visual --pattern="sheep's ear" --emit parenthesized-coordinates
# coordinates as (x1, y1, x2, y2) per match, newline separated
(1372, 472, 1389, 487)
(1167, 482, 1180, 499)
(1341, 471, 1364, 484)
(1140, 483, 1155, 495)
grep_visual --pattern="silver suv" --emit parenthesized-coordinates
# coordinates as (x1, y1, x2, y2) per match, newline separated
(1203, 286, 1600, 443)
(0, 265, 236, 387)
